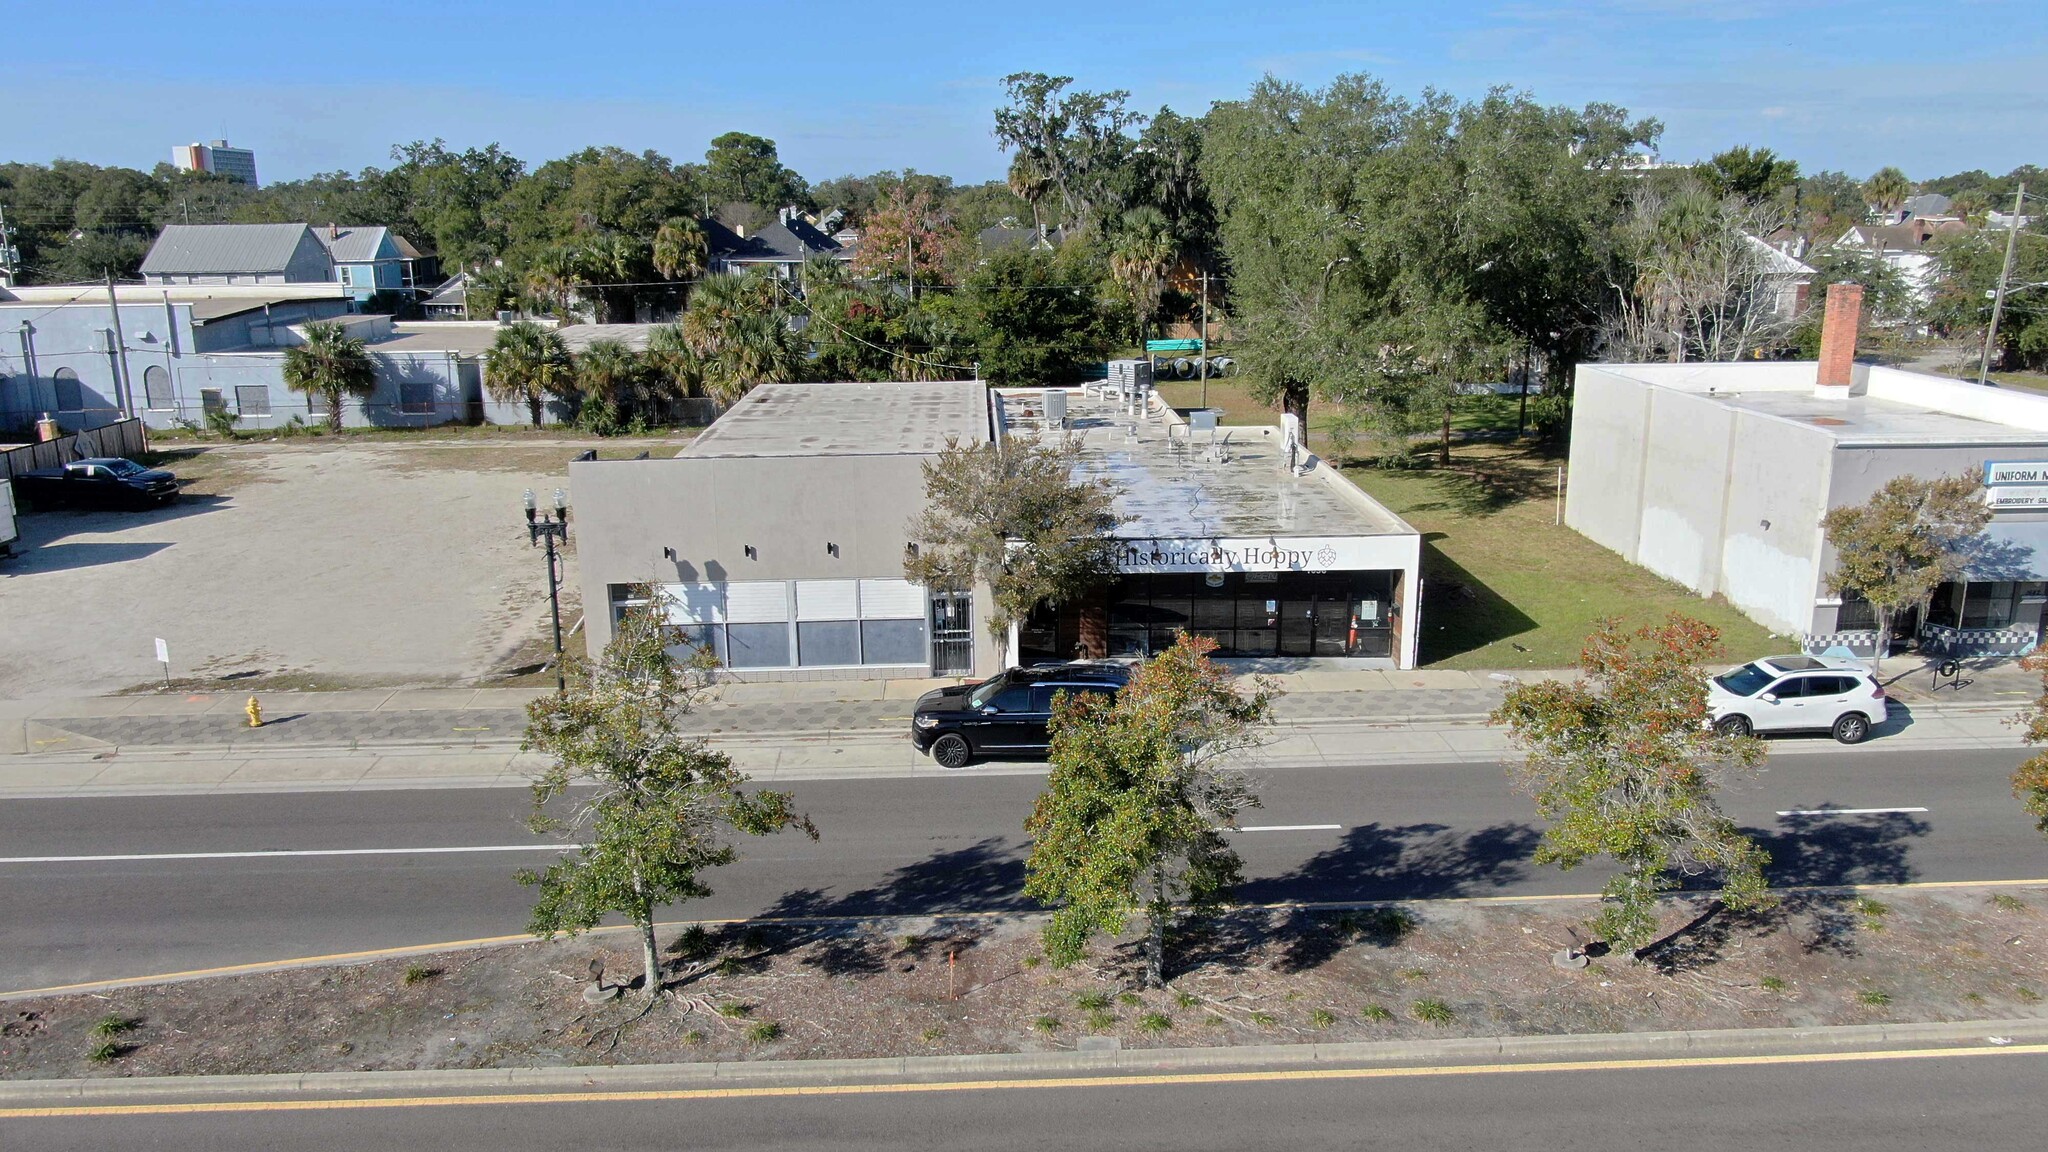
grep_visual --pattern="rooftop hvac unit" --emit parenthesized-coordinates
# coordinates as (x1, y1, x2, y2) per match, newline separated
(1042, 388, 1068, 428)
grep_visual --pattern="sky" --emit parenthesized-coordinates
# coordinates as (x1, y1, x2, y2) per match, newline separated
(4, 0, 2044, 187)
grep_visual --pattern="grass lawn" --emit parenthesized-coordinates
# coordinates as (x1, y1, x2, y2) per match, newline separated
(1341, 433, 1787, 671)
(1990, 371, 2048, 394)
(1155, 387, 1784, 667)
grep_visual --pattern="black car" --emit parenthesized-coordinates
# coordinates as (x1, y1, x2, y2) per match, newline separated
(13, 457, 178, 510)
(911, 662, 1133, 768)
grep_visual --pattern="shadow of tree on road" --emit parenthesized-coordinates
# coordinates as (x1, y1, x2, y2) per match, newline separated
(738, 839, 1029, 977)
(1223, 821, 1542, 975)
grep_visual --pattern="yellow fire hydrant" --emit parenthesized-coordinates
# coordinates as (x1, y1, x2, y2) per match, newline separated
(245, 696, 264, 728)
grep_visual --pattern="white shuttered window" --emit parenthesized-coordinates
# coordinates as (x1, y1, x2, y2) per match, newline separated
(857, 579, 925, 619)
(795, 580, 859, 621)
(657, 583, 725, 625)
(724, 581, 791, 624)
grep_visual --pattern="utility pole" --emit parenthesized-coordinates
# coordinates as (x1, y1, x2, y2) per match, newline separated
(0, 206, 18, 288)
(1979, 181, 2027, 386)
(105, 272, 135, 419)
(907, 230, 916, 303)
(1198, 271, 1210, 409)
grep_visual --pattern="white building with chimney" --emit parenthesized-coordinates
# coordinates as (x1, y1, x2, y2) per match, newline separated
(1565, 283, 2048, 658)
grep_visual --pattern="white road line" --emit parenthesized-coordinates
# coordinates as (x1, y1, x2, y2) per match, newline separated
(0, 845, 577, 865)
(1232, 824, 1343, 833)
(1775, 807, 1930, 818)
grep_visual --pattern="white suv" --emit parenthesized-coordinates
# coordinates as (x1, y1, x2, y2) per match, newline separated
(1707, 655, 1889, 744)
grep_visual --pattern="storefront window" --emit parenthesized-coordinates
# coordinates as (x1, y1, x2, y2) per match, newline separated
(1101, 570, 1397, 658)
(1836, 591, 1877, 632)
(1925, 582, 1965, 629)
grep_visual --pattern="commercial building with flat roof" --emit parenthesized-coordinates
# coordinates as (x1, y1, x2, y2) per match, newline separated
(568, 377, 1424, 680)
(1567, 284, 2048, 658)
(172, 140, 258, 187)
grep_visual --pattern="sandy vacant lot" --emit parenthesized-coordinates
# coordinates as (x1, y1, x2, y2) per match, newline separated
(0, 439, 678, 699)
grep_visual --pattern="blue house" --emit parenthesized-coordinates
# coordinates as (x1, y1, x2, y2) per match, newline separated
(314, 226, 433, 304)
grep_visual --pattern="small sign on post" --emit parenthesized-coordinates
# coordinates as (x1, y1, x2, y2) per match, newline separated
(154, 637, 170, 689)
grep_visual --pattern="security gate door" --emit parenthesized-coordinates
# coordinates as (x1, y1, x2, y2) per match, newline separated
(930, 592, 974, 676)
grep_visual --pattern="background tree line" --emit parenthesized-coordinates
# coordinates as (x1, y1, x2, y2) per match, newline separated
(7, 75, 2040, 422)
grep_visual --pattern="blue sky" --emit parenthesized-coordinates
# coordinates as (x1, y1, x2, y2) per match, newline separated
(5, 0, 2044, 185)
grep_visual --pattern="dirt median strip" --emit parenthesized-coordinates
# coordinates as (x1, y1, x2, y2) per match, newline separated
(3, 1019, 2046, 1112)
(9, 879, 2044, 1002)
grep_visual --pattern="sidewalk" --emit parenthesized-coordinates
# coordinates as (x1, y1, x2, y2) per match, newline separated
(0, 698, 2031, 798)
(3, 654, 2035, 757)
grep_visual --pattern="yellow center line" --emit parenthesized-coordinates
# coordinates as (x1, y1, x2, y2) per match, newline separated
(7, 1043, 2047, 1119)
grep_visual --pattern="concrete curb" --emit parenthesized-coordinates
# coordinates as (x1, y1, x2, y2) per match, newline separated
(3, 1017, 2043, 1104)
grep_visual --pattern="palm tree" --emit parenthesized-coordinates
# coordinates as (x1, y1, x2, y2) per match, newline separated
(1108, 206, 1176, 343)
(467, 264, 522, 319)
(652, 217, 710, 283)
(580, 233, 649, 323)
(574, 338, 645, 412)
(1864, 167, 1912, 219)
(645, 322, 704, 401)
(1008, 150, 1051, 237)
(702, 311, 802, 405)
(679, 273, 805, 405)
(283, 321, 377, 428)
(525, 247, 581, 321)
(487, 322, 574, 427)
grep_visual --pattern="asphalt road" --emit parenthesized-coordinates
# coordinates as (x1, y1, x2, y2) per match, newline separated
(10, 1047, 2046, 1150)
(3, 747, 2045, 991)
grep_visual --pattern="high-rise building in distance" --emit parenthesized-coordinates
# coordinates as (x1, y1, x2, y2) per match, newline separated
(171, 140, 259, 187)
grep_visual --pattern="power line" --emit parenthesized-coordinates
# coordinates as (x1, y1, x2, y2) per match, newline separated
(774, 280, 978, 375)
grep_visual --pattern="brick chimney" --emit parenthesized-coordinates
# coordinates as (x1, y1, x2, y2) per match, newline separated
(1814, 281, 1865, 399)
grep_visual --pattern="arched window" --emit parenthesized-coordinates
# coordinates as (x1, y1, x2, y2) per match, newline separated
(52, 368, 83, 412)
(143, 365, 174, 410)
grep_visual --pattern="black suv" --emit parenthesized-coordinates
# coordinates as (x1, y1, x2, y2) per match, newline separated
(911, 662, 1133, 768)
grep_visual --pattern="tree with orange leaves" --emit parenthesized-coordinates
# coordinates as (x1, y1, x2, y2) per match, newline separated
(851, 180, 957, 288)
(2010, 649, 2048, 837)
(1491, 615, 1772, 953)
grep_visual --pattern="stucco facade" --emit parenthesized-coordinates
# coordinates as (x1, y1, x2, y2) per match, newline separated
(1567, 360, 2048, 655)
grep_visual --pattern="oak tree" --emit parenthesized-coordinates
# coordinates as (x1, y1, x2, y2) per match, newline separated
(1024, 634, 1275, 987)
(1821, 473, 1991, 672)
(904, 432, 1123, 669)
(2009, 649, 2048, 839)
(520, 598, 815, 999)
(1492, 616, 1771, 953)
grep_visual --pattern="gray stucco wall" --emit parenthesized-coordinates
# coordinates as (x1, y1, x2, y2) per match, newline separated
(1716, 410, 1834, 634)
(1563, 366, 1652, 559)
(1565, 364, 1836, 635)
(569, 451, 998, 677)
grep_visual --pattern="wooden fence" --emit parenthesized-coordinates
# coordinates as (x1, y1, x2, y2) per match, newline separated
(0, 418, 149, 483)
